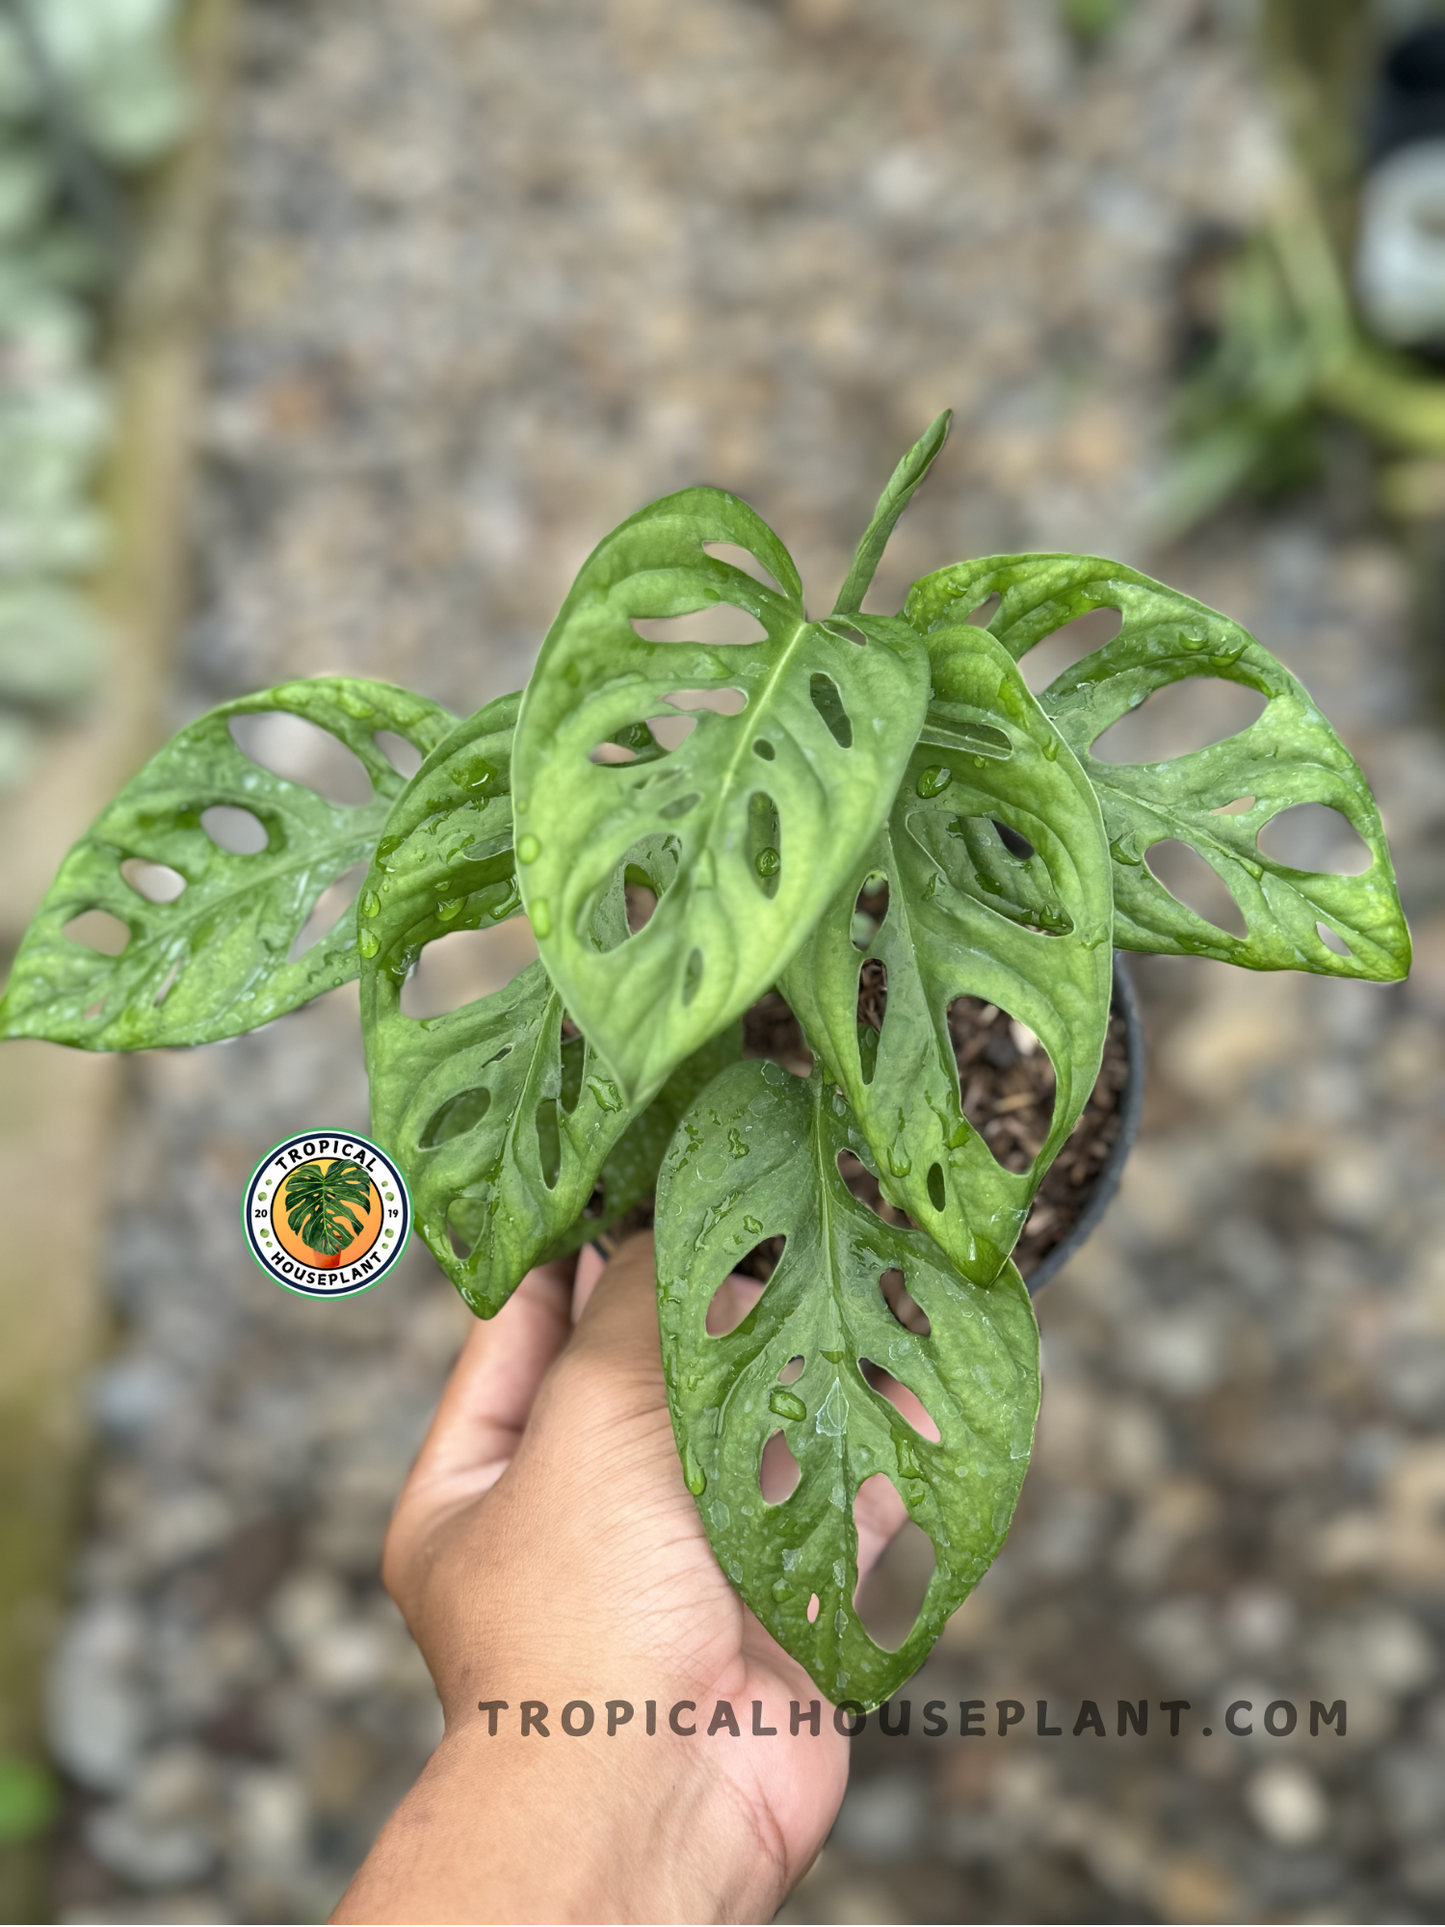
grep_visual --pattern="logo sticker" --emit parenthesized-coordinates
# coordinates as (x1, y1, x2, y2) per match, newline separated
(243, 1131, 411, 1297)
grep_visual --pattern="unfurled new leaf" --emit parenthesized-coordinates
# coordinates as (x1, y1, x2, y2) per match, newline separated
(656, 1058, 1039, 1710)
(511, 488, 931, 1106)
(784, 624, 1114, 1283)
(907, 555, 1410, 981)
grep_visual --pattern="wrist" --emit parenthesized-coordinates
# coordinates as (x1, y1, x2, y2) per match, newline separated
(334, 1700, 786, 1924)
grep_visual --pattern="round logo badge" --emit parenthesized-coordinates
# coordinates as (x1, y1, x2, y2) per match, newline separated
(243, 1131, 411, 1297)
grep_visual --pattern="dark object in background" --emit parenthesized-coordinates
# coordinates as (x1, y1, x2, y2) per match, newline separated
(1368, 23, 1445, 164)
(1358, 25, 1445, 350)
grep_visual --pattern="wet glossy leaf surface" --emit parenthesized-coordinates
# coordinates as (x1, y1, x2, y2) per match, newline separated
(0, 679, 458, 1048)
(511, 487, 930, 1104)
(907, 555, 1410, 980)
(360, 694, 739, 1315)
(656, 1057, 1039, 1709)
(783, 625, 1114, 1282)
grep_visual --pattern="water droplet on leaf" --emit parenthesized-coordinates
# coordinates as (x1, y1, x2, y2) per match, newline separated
(917, 764, 952, 799)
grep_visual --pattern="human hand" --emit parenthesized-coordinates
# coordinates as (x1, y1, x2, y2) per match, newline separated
(332, 1234, 912, 1925)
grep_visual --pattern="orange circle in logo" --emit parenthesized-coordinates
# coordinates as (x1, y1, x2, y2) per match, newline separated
(273, 1159, 384, 1270)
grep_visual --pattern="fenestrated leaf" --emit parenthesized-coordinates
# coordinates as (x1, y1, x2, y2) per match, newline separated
(283, 1158, 374, 1256)
(0, 678, 458, 1049)
(359, 694, 740, 1316)
(655, 1058, 1039, 1710)
(782, 625, 1114, 1284)
(907, 555, 1410, 980)
(511, 487, 931, 1106)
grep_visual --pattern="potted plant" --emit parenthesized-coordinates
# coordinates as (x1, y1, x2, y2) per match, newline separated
(0, 414, 1409, 1711)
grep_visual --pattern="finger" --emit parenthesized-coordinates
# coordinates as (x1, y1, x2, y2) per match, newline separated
(569, 1232, 661, 1365)
(403, 1258, 574, 1500)
(571, 1240, 607, 1323)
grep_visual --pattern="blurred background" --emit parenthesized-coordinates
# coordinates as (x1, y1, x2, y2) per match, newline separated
(1, 0, 1445, 1919)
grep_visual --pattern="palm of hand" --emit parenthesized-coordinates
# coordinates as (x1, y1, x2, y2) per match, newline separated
(380, 1237, 909, 1901)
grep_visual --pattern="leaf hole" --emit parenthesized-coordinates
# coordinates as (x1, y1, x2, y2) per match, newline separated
(682, 946, 704, 1006)
(965, 593, 1001, 627)
(152, 958, 182, 1007)
(992, 819, 1035, 861)
(703, 542, 786, 595)
(374, 730, 424, 779)
(1018, 603, 1122, 694)
(827, 621, 867, 647)
(400, 920, 538, 1018)
(760, 1430, 801, 1505)
(590, 740, 640, 765)
(1145, 840, 1248, 938)
(83, 997, 106, 1021)
(645, 712, 697, 752)
(228, 712, 375, 806)
(445, 1196, 485, 1260)
(949, 996, 1057, 1175)
(835, 1149, 913, 1230)
(809, 672, 854, 748)
(62, 909, 130, 955)
(1212, 795, 1256, 815)
(857, 958, 887, 1032)
(287, 861, 367, 962)
(535, 1098, 561, 1188)
(925, 1161, 946, 1212)
(935, 815, 1071, 934)
(631, 604, 768, 646)
(659, 791, 700, 821)
(860, 1358, 941, 1442)
(420, 1085, 494, 1148)
(806, 1593, 820, 1624)
(851, 874, 889, 951)
(200, 805, 268, 855)
(120, 859, 186, 904)
(778, 1355, 805, 1385)
(1317, 921, 1353, 958)
(734, 1233, 788, 1283)
(748, 791, 781, 899)
(853, 1476, 936, 1652)
(660, 686, 748, 717)
(1257, 802, 1373, 875)
(753, 739, 776, 761)
(704, 1267, 767, 1336)
(1091, 676, 1266, 763)
(879, 1267, 932, 1337)
(625, 876, 659, 935)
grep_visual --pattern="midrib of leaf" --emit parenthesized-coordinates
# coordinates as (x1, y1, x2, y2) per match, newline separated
(686, 614, 810, 903)
(105, 800, 371, 962)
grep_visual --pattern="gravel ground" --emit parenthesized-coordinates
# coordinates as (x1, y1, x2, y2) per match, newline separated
(42, 0, 1445, 1919)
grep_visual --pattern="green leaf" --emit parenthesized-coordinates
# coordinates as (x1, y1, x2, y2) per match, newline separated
(283, 1158, 374, 1256)
(655, 1058, 1038, 1710)
(783, 624, 1114, 1283)
(511, 487, 931, 1105)
(907, 555, 1411, 981)
(832, 410, 951, 617)
(0, 678, 458, 1049)
(0, 1754, 59, 1845)
(360, 694, 740, 1316)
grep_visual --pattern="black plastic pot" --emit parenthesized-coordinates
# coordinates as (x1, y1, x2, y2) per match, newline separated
(1023, 951, 1144, 1297)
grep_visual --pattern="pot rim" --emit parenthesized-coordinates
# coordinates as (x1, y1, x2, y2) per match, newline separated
(1023, 950, 1145, 1298)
